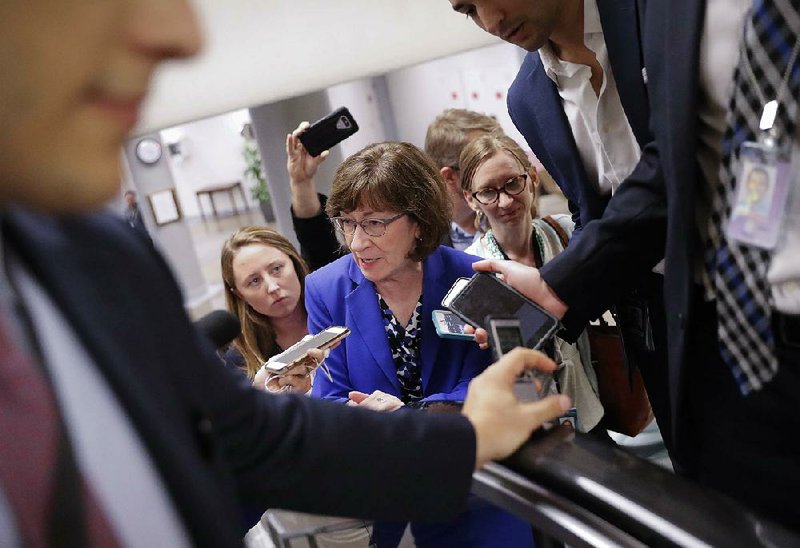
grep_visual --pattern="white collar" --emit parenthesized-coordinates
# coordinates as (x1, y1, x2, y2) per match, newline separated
(540, 0, 603, 82)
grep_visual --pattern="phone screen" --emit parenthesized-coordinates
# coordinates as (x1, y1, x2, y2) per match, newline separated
(493, 323, 524, 355)
(265, 327, 349, 372)
(446, 273, 558, 350)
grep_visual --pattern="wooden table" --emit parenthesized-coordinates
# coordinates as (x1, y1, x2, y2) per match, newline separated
(195, 181, 248, 222)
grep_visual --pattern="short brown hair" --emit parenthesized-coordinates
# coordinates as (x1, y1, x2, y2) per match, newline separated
(424, 109, 502, 170)
(220, 226, 309, 379)
(326, 142, 451, 262)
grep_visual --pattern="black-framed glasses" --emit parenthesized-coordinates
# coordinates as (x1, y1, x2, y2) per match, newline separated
(330, 212, 406, 237)
(471, 173, 528, 205)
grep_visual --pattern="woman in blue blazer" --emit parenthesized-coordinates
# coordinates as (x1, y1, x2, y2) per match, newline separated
(305, 142, 533, 548)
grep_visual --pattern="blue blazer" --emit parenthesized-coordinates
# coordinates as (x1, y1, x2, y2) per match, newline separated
(306, 246, 493, 403)
(507, 0, 650, 238)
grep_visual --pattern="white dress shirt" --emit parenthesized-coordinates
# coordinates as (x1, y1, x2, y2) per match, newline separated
(538, 0, 641, 196)
(697, 0, 800, 313)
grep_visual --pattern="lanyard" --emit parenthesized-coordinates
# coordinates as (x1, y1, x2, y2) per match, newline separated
(739, 13, 800, 137)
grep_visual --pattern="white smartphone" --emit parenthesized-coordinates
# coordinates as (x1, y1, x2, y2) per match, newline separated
(432, 309, 475, 341)
(264, 326, 350, 373)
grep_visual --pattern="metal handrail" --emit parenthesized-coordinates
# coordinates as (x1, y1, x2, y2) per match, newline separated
(472, 425, 799, 547)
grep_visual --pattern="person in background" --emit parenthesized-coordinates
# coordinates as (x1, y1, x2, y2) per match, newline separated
(461, 132, 604, 433)
(286, 121, 345, 271)
(123, 189, 150, 238)
(424, 108, 503, 249)
(306, 141, 534, 547)
(221, 226, 321, 393)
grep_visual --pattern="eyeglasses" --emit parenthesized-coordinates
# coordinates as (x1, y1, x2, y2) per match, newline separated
(330, 212, 406, 237)
(471, 173, 528, 205)
(263, 357, 333, 394)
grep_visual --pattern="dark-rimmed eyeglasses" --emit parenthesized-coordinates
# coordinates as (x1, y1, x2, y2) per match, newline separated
(471, 173, 528, 205)
(330, 213, 406, 238)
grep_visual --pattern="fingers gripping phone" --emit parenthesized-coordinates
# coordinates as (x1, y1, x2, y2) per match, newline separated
(441, 272, 560, 350)
(264, 326, 350, 374)
(298, 107, 359, 157)
(486, 316, 543, 403)
(432, 309, 475, 341)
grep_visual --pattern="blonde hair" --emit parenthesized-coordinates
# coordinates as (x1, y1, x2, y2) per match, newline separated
(459, 133, 536, 232)
(220, 226, 309, 379)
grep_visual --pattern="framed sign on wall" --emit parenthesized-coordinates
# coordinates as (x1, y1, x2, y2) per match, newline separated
(147, 188, 182, 226)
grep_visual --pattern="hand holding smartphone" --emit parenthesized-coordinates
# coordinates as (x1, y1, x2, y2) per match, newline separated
(432, 309, 475, 341)
(264, 326, 350, 374)
(298, 107, 359, 157)
(441, 272, 560, 351)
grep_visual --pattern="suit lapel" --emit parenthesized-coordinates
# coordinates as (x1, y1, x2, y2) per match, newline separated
(3, 212, 179, 421)
(598, 0, 651, 146)
(344, 260, 400, 390)
(525, 58, 590, 204)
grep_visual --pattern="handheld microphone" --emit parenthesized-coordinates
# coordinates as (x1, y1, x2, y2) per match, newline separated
(194, 310, 240, 350)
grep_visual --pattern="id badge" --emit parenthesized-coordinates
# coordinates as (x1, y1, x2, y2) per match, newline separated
(726, 141, 792, 249)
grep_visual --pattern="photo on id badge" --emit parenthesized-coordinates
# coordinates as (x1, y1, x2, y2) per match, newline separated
(726, 143, 792, 249)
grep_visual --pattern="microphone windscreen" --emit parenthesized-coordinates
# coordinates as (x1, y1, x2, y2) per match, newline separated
(194, 310, 240, 349)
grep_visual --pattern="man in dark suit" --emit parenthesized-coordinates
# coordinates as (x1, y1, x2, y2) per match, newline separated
(448, 0, 672, 460)
(461, 0, 800, 530)
(0, 1, 573, 545)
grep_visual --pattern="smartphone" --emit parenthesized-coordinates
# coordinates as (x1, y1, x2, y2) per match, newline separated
(264, 326, 350, 373)
(298, 107, 359, 157)
(487, 316, 543, 403)
(432, 309, 475, 341)
(486, 316, 525, 359)
(442, 272, 559, 351)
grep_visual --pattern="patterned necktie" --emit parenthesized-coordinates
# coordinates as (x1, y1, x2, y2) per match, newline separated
(0, 312, 120, 546)
(706, 0, 800, 394)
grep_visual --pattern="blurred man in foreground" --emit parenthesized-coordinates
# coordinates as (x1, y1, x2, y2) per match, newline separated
(0, 0, 570, 545)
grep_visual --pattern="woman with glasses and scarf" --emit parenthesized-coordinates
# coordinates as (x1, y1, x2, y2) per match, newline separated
(304, 141, 533, 548)
(461, 133, 604, 434)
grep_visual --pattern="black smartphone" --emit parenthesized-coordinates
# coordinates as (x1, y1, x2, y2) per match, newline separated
(298, 107, 359, 157)
(442, 272, 559, 350)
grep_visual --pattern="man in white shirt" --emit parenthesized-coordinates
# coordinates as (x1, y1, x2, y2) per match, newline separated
(448, 0, 673, 466)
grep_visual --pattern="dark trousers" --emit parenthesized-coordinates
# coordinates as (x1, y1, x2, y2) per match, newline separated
(683, 300, 800, 531)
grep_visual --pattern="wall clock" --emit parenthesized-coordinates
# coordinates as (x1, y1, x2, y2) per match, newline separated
(135, 138, 163, 165)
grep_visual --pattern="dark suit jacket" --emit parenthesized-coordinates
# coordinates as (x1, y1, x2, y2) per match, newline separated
(506, 0, 677, 444)
(2, 209, 475, 546)
(507, 0, 650, 238)
(538, 0, 707, 456)
(305, 246, 493, 403)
